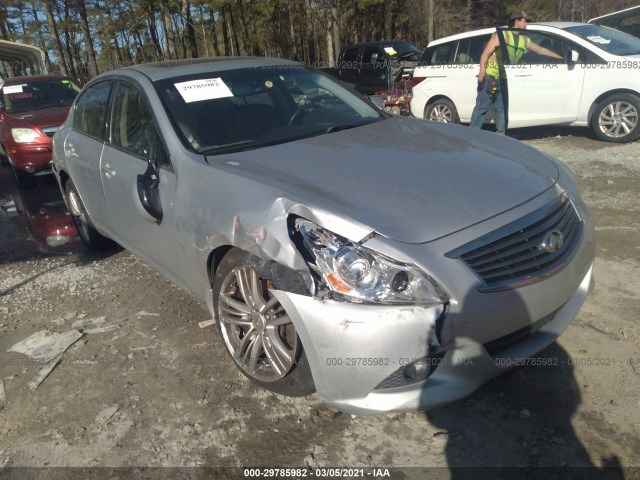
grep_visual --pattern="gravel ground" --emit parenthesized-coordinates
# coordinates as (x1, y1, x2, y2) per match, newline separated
(0, 128, 638, 479)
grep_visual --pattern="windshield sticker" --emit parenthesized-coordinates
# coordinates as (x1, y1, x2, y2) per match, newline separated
(587, 35, 611, 45)
(174, 78, 234, 103)
(384, 47, 397, 55)
(3, 85, 24, 94)
(264, 80, 273, 88)
(61, 80, 70, 84)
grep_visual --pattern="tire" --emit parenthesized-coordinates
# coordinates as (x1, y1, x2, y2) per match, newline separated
(590, 93, 640, 143)
(425, 99, 460, 124)
(65, 179, 112, 250)
(212, 248, 315, 396)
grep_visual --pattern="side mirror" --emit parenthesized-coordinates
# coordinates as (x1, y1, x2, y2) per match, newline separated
(370, 53, 379, 65)
(569, 49, 579, 64)
(136, 159, 163, 223)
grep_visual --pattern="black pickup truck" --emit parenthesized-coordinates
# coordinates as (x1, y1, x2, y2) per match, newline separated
(322, 41, 421, 95)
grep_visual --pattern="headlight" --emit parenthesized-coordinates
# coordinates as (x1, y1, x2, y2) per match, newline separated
(11, 128, 40, 143)
(295, 219, 446, 306)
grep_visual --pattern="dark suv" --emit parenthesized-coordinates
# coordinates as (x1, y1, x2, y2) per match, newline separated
(0, 75, 81, 185)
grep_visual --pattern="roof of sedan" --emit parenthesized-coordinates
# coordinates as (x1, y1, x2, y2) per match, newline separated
(122, 57, 301, 81)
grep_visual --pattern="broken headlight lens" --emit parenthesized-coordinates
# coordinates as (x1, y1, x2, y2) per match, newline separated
(296, 219, 445, 306)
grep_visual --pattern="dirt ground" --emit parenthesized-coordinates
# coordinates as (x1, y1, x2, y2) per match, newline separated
(0, 127, 638, 479)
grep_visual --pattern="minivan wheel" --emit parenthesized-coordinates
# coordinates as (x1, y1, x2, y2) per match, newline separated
(65, 180, 112, 250)
(425, 99, 460, 124)
(591, 93, 640, 143)
(212, 248, 315, 396)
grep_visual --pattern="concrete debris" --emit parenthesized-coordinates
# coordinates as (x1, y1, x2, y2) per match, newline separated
(198, 319, 216, 329)
(8, 330, 83, 363)
(0, 380, 7, 411)
(85, 324, 120, 334)
(28, 354, 63, 391)
(72, 316, 106, 329)
(129, 345, 158, 351)
(63, 311, 78, 320)
(95, 405, 121, 425)
(111, 333, 128, 342)
(136, 311, 160, 318)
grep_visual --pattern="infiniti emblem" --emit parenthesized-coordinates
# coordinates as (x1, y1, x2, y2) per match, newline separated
(539, 230, 564, 253)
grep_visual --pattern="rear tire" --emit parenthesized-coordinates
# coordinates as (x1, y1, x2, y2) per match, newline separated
(425, 99, 460, 124)
(65, 179, 112, 250)
(590, 93, 640, 143)
(212, 248, 315, 397)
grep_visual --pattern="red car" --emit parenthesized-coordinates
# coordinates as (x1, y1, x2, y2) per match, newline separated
(0, 74, 80, 185)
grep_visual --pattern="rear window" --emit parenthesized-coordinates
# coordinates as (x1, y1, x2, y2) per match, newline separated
(420, 43, 454, 65)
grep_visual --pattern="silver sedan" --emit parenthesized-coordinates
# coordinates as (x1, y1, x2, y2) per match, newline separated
(52, 58, 595, 415)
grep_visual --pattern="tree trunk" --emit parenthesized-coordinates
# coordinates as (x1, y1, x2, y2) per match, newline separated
(43, 0, 68, 75)
(221, 7, 231, 56)
(305, 0, 320, 64)
(161, 0, 177, 59)
(209, 6, 221, 56)
(384, 0, 393, 41)
(76, 0, 99, 77)
(331, 4, 340, 58)
(325, 9, 334, 67)
(428, 0, 434, 42)
(227, 5, 241, 56)
(183, 0, 199, 58)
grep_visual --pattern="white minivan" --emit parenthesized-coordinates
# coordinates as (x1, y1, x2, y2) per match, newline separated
(410, 22, 640, 142)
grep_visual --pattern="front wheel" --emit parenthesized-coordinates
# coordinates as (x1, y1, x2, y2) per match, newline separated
(212, 248, 315, 396)
(425, 99, 460, 124)
(590, 93, 640, 143)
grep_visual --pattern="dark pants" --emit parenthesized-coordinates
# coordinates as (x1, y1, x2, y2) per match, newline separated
(470, 76, 506, 134)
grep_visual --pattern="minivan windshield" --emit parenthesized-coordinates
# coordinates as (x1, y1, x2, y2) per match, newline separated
(156, 65, 385, 155)
(1, 78, 81, 114)
(564, 24, 640, 55)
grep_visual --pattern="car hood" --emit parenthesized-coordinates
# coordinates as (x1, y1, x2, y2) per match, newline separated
(3, 106, 70, 129)
(206, 117, 559, 244)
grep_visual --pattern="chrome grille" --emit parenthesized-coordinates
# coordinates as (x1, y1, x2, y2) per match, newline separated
(447, 196, 582, 292)
(41, 126, 60, 138)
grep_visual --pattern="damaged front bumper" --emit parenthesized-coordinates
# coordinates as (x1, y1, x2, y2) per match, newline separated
(271, 265, 593, 415)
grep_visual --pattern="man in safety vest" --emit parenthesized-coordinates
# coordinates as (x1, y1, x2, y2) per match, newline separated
(470, 10, 563, 134)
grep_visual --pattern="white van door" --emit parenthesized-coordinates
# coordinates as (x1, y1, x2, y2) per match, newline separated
(498, 28, 586, 128)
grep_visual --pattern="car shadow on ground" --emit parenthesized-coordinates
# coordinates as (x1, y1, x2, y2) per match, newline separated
(424, 341, 625, 479)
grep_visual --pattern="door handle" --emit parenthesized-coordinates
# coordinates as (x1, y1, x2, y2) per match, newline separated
(103, 165, 116, 177)
(513, 74, 533, 77)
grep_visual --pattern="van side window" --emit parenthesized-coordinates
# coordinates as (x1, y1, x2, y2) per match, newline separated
(420, 42, 453, 65)
(459, 34, 492, 64)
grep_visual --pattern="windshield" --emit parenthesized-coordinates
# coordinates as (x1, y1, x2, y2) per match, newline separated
(385, 41, 421, 60)
(564, 24, 640, 56)
(156, 65, 385, 155)
(1, 78, 81, 114)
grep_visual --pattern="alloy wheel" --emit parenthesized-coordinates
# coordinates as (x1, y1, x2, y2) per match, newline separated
(218, 266, 298, 382)
(430, 104, 453, 123)
(598, 100, 638, 139)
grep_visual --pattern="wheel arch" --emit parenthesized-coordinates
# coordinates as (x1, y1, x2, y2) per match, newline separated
(587, 89, 640, 124)
(206, 244, 233, 286)
(425, 94, 457, 110)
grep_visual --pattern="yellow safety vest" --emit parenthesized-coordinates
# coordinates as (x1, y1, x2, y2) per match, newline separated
(486, 31, 531, 78)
